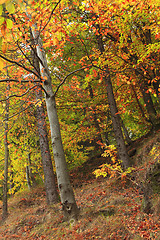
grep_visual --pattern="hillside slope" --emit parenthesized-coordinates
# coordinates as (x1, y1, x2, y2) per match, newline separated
(0, 129, 160, 240)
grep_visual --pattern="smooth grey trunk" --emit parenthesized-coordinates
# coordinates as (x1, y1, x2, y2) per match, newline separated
(26, 165, 32, 189)
(2, 84, 9, 220)
(30, 33, 58, 204)
(30, 25, 79, 220)
(25, 153, 37, 190)
(30, 31, 58, 202)
(96, 30, 130, 169)
(35, 85, 58, 204)
(103, 70, 130, 169)
(27, 153, 37, 187)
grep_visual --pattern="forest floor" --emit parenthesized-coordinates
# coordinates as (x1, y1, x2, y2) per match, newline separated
(0, 129, 160, 239)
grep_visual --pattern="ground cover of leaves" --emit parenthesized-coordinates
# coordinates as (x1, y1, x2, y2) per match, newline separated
(0, 130, 160, 239)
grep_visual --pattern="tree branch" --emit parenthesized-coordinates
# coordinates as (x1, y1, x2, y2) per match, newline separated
(53, 66, 92, 97)
(39, 0, 62, 35)
(0, 54, 40, 79)
(0, 79, 41, 83)
(0, 85, 38, 102)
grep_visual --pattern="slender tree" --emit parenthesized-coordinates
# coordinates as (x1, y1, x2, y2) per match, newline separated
(30, 23, 79, 219)
(96, 28, 130, 169)
(31, 42, 58, 204)
(2, 77, 9, 220)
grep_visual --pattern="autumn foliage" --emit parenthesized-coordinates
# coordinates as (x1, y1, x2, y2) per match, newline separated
(0, 0, 160, 237)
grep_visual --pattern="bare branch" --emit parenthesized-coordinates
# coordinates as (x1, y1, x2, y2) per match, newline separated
(16, 40, 36, 70)
(0, 54, 40, 79)
(4, 105, 32, 121)
(0, 85, 37, 102)
(53, 66, 92, 97)
(39, 0, 62, 34)
(0, 79, 41, 83)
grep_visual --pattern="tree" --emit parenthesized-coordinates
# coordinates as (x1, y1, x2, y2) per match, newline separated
(30, 22, 79, 220)
(32, 46, 58, 204)
(2, 72, 9, 220)
(0, 0, 79, 220)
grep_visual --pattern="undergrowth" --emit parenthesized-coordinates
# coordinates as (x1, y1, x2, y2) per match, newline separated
(0, 130, 160, 239)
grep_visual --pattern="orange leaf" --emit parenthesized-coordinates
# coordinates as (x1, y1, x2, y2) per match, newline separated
(0, 0, 9, 4)
(1, 22, 6, 36)
(2, 43, 7, 53)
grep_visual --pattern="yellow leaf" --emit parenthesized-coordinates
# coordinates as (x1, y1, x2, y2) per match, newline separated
(0, 4, 3, 15)
(0, 58, 4, 71)
(6, 1, 15, 14)
(6, 18, 13, 29)
(0, 0, 9, 4)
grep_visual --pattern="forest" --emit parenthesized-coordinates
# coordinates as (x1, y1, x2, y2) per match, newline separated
(0, 0, 160, 239)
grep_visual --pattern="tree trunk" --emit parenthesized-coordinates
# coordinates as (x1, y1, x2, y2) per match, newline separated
(140, 81, 157, 124)
(35, 85, 58, 204)
(2, 83, 9, 220)
(26, 152, 37, 189)
(96, 31, 130, 169)
(131, 85, 150, 122)
(134, 69, 157, 125)
(31, 33, 58, 204)
(120, 117, 132, 145)
(30, 25, 79, 220)
(26, 165, 32, 190)
(103, 70, 130, 169)
(153, 79, 160, 104)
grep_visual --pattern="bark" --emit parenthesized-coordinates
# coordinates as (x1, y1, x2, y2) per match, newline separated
(96, 30, 130, 169)
(153, 79, 160, 104)
(9, 168, 14, 196)
(103, 71, 130, 169)
(26, 153, 37, 190)
(139, 80, 157, 125)
(27, 153, 37, 187)
(2, 84, 9, 220)
(35, 86, 58, 204)
(31, 33, 58, 204)
(151, 69, 160, 104)
(120, 117, 132, 145)
(30, 25, 79, 220)
(26, 165, 32, 190)
(131, 85, 150, 122)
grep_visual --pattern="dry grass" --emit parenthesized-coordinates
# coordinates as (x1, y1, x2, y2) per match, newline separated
(0, 130, 160, 239)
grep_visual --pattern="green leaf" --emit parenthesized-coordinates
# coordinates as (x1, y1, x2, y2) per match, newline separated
(0, 4, 3, 15)
(6, 2, 15, 14)
(0, 37, 2, 48)
(6, 18, 13, 29)
(0, 17, 4, 25)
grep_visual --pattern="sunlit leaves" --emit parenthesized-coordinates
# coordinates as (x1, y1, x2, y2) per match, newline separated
(0, 0, 8, 4)
(5, 1, 15, 14)
(6, 18, 13, 29)
(0, 0, 159, 195)
(0, 57, 4, 70)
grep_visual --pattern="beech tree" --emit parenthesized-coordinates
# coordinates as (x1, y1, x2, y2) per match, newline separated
(32, 47, 58, 204)
(30, 28, 79, 220)
(95, 31, 130, 169)
(2, 79, 9, 220)
(0, 0, 79, 220)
